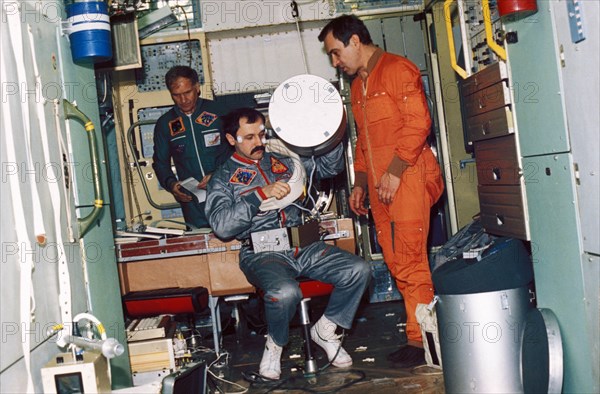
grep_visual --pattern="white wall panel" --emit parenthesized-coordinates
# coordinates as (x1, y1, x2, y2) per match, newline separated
(200, 0, 334, 32)
(552, 0, 600, 255)
(207, 24, 337, 95)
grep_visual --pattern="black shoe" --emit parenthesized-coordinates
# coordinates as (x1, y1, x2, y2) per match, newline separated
(386, 345, 408, 362)
(389, 345, 425, 368)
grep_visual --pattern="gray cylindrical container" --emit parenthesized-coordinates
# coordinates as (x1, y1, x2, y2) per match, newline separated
(436, 285, 533, 393)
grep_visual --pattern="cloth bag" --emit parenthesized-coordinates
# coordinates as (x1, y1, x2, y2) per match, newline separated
(416, 301, 442, 369)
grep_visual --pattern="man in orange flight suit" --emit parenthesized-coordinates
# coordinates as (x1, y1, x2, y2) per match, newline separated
(319, 15, 444, 368)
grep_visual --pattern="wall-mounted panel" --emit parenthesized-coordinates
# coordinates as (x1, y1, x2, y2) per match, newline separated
(522, 153, 595, 392)
(505, 6, 570, 157)
(207, 23, 337, 94)
(200, 0, 332, 32)
(551, 0, 600, 255)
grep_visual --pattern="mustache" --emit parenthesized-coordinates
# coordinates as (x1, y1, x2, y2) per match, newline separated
(251, 146, 266, 154)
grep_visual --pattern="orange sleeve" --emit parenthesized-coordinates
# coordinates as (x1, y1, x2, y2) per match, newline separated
(350, 80, 368, 188)
(387, 61, 431, 167)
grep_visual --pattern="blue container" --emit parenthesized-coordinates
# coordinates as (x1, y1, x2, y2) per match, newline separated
(66, 1, 112, 63)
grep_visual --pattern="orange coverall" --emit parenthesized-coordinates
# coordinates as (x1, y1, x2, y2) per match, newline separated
(351, 49, 444, 343)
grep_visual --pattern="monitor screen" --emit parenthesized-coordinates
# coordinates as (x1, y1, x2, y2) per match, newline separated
(55, 372, 84, 394)
(161, 362, 206, 394)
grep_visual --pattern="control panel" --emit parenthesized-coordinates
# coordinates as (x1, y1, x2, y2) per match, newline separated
(464, 0, 504, 73)
(135, 39, 204, 93)
(137, 106, 171, 158)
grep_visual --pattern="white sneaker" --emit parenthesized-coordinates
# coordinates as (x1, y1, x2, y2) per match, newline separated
(259, 335, 283, 379)
(310, 316, 353, 368)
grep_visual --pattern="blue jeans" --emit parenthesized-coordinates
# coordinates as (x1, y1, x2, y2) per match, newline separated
(239, 241, 371, 346)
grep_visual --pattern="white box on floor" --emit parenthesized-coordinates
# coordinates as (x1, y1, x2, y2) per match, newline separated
(128, 333, 175, 374)
(132, 368, 171, 386)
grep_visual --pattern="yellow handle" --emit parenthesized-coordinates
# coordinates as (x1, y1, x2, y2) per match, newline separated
(444, 0, 468, 79)
(482, 0, 507, 60)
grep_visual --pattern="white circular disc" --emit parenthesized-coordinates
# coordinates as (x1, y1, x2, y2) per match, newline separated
(269, 74, 343, 150)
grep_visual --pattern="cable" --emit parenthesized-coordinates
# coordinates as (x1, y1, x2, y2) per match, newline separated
(174, 5, 193, 66)
(411, 364, 444, 375)
(241, 329, 367, 393)
(112, 89, 144, 227)
(289, 202, 313, 215)
(99, 71, 109, 105)
(242, 368, 366, 393)
(291, 1, 309, 74)
(305, 156, 318, 215)
(207, 352, 250, 394)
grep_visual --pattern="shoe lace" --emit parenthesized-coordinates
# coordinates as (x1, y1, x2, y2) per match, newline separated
(321, 332, 342, 343)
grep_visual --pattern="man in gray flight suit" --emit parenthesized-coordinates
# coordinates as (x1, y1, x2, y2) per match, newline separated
(205, 107, 371, 380)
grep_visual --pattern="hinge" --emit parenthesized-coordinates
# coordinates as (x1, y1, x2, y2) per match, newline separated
(574, 162, 580, 185)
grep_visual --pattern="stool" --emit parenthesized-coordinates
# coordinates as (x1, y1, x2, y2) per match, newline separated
(224, 294, 250, 343)
(297, 280, 334, 375)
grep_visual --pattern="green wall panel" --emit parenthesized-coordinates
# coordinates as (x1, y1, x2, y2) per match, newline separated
(505, 6, 569, 157)
(81, 206, 132, 388)
(523, 153, 595, 392)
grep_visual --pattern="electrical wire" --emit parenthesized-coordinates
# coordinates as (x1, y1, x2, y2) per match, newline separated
(289, 202, 313, 215)
(207, 352, 250, 394)
(241, 330, 366, 393)
(411, 364, 444, 375)
(173, 4, 193, 66)
(243, 368, 366, 393)
(306, 156, 318, 213)
(95, 71, 110, 105)
(112, 89, 145, 227)
(291, 0, 309, 74)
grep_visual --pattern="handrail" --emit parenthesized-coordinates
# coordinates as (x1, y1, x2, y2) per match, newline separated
(482, 0, 507, 60)
(126, 120, 180, 210)
(444, 0, 469, 79)
(63, 99, 103, 238)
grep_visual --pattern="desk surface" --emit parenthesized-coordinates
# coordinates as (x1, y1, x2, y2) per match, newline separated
(116, 219, 353, 297)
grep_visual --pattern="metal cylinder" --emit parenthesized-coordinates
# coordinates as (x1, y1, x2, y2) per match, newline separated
(437, 286, 534, 393)
(299, 298, 318, 375)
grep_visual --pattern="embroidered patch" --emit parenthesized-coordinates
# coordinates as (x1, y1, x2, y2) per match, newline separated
(270, 156, 288, 174)
(196, 111, 217, 127)
(169, 117, 185, 136)
(204, 131, 221, 147)
(229, 168, 257, 185)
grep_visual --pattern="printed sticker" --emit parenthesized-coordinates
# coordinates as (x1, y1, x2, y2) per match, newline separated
(204, 131, 221, 147)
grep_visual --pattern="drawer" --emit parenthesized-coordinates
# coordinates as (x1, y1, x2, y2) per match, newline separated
(478, 184, 528, 240)
(461, 62, 509, 96)
(475, 135, 521, 185)
(463, 81, 511, 118)
(466, 106, 514, 142)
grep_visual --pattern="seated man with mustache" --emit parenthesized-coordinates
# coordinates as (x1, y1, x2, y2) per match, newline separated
(205, 107, 371, 380)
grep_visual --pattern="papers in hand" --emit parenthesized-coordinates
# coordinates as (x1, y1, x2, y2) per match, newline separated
(144, 226, 185, 236)
(180, 177, 207, 202)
